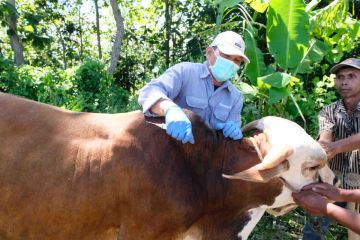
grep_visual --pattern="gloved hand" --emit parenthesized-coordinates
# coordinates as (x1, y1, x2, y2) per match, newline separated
(215, 121, 243, 140)
(165, 106, 195, 144)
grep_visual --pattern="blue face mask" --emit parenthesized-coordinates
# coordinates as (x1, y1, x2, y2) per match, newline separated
(209, 50, 240, 82)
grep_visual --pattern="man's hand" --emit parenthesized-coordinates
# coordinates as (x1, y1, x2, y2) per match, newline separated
(292, 190, 329, 216)
(215, 121, 243, 140)
(301, 183, 344, 202)
(318, 141, 337, 159)
(165, 106, 195, 144)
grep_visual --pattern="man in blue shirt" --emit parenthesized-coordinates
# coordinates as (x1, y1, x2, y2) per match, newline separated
(138, 31, 250, 144)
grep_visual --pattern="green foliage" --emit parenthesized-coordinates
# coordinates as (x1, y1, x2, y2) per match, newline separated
(244, 28, 267, 85)
(295, 39, 331, 74)
(73, 59, 105, 94)
(245, 0, 269, 13)
(0, 56, 130, 113)
(267, 0, 310, 70)
(250, 209, 347, 240)
(309, 0, 360, 62)
(294, 75, 337, 136)
(113, 55, 144, 93)
(0, 0, 18, 24)
(0, 56, 73, 106)
(71, 58, 130, 113)
(234, 0, 359, 131)
(1, 0, 359, 237)
(0, 56, 18, 92)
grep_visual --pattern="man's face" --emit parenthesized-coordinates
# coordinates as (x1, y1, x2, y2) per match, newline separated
(206, 47, 244, 67)
(334, 67, 360, 99)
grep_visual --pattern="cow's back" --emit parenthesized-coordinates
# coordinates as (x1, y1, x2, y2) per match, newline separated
(0, 93, 145, 239)
(0, 93, 283, 240)
(0, 93, 203, 239)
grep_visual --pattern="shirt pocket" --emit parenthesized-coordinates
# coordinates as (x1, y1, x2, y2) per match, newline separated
(213, 103, 231, 122)
(186, 96, 208, 109)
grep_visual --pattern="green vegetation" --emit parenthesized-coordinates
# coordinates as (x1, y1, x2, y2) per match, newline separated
(1, 0, 359, 238)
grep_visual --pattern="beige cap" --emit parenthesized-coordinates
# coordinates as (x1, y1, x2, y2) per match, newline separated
(330, 58, 360, 74)
(210, 31, 250, 63)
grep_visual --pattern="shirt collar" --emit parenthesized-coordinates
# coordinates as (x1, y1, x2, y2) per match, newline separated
(335, 99, 360, 114)
(335, 100, 347, 113)
(200, 61, 211, 79)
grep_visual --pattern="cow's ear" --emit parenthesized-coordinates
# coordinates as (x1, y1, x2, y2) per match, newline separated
(222, 160, 289, 182)
(222, 144, 293, 182)
(242, 119, 261, 133)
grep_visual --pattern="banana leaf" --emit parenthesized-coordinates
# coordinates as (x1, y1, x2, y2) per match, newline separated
(267, 0, 310, 70)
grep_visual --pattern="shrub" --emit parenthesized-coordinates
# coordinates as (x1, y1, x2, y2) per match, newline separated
(71, 58, 130, 113)
(0, 57, 130, 113)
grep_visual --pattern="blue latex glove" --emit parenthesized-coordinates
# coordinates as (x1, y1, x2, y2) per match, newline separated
(165, 106, 195, 144)
(215, 121, 243, 140)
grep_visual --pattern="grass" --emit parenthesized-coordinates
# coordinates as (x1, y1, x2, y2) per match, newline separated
(249, 209, 347, 239)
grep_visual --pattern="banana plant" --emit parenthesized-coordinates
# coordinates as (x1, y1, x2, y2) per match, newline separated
(238, 0, 359, 127)
(238, 0, 309, 124)
(267, 0, 310, 70)
(244, 0, 269, 13)
(212, 0, 244, 34)
(213, 0, 358, 126)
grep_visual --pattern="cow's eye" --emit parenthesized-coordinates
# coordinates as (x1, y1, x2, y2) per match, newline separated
(308, 165, 320, 171)
(302, 163, 323, 177)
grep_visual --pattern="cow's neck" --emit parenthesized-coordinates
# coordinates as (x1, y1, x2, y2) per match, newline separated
(182, 134, 266, 212)
(217, 137, 284, 213)
(175, 127, 227, 211)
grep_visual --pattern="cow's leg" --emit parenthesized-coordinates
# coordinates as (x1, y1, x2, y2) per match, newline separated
(237, 207, 266, 240)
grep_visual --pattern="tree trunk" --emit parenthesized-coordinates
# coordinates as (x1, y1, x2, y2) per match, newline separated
(108, 0, 124, 74)
(164, 0, 171, 67)
(51, 16, 67, 69)
(170, 3, 176, 64)
(94, 0, 102, 59)
(78, 4, 84, 61)
(59, 31, 67, 69)
(0, 40, 4, 57)
(7, 0, 24, 66)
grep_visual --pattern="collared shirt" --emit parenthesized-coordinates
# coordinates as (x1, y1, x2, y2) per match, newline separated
(138, 62, 243, 129)
(319, 99, 360, 189)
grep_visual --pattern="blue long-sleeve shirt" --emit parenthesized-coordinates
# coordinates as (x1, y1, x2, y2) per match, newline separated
(138, 62, 243, 129)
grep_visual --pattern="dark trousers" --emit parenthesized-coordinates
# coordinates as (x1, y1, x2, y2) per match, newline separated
(303, 202, 347, 240)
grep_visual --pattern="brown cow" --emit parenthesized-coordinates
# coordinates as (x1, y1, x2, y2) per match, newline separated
(0, 92, 335, 240)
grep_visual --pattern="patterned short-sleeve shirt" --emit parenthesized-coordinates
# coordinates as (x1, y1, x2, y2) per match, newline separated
(319, 99, 360, 190)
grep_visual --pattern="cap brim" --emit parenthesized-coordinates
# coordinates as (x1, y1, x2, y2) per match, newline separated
(217, 45, 250, 63)
(330, 63, 360, 74)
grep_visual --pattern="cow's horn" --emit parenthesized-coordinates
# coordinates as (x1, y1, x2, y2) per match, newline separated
(255, 144, 293, 170)
(222, 160, 290, 182)
(242, 119, 261, 133)
(222, 145, 293, 182)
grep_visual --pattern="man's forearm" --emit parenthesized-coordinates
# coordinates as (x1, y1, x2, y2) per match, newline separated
(340, 189, 360, 203)
(333, 133, 360, 155)
(326, 203, 360, 234)
(150, 99, 177, 116)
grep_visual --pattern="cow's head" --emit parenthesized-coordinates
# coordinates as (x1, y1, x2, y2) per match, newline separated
(223, 116, 337, 215)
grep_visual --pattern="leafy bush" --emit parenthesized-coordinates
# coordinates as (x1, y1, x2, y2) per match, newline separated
(72, 58, 130, 113)
(0, 57, 130, 113)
